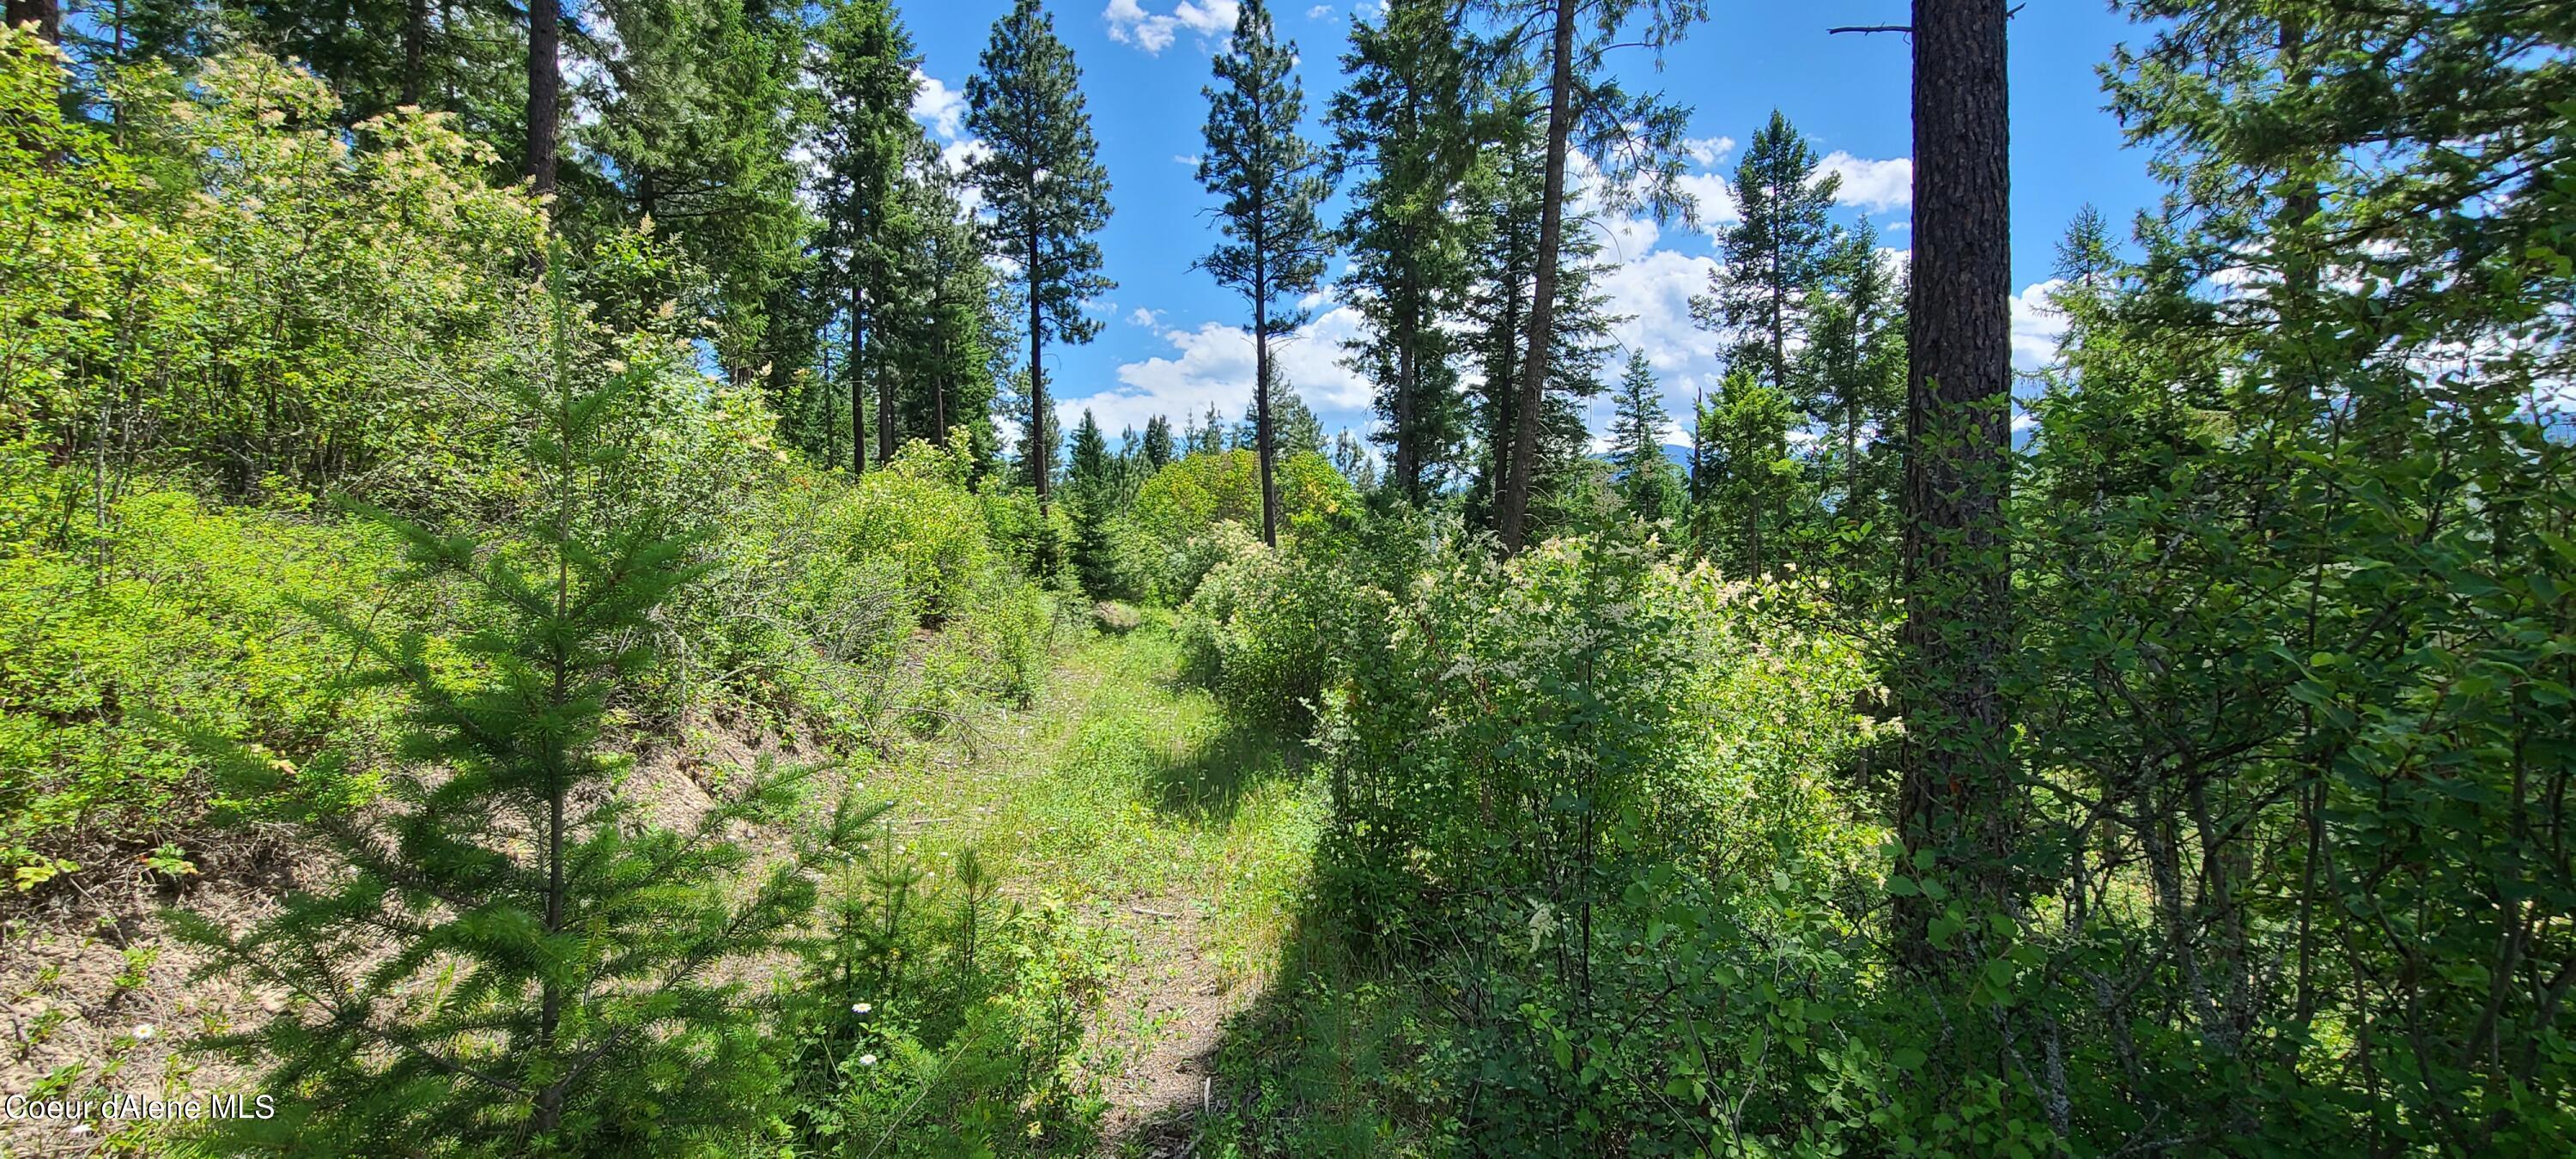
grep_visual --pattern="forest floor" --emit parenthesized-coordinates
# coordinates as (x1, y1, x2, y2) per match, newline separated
(866, 621, 1322, 1156)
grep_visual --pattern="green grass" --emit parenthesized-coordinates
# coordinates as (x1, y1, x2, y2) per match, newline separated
(872, 616, 1325, 986)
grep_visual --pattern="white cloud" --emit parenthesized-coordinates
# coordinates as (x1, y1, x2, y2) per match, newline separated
(910, 69, 965, 142)
(1683, 136, 1735, 167)
(1174, 154, 1203, 167)
(1820, 151, 1912, 214)
(1674, 170, 1741, 230)
(1129, 306, 1166, 327)
(1103, 0, 1239, 54)
(1081, 307, 1371, 434)
(1306, 3, 1332, 16)
(2011, 278, 2070, 372)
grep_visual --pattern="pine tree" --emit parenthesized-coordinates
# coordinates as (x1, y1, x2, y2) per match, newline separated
(1331, 0, 1478, 506)
(1141, 415, 1176, 470)
(1691, 367, 1801, 576)
(588, 0, 811, 390)
(890, 135, 1004, 458)
(167, 266, 839, 1150)
(811, 0, 923, 473)
(1479, 0, 1703, 554)
(1609, 350, 1685, 526)
(1197, 0, 1333, 547)
(1795, 218, 1905, 562)
(1692, 110, 1841, 395)
(1893, 0, 2015, 972)
(966, 0, 1113, 505)
(1458, 74, 1618, 541)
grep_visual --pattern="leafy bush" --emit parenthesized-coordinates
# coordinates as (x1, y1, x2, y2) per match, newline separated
(783, 837, 1114, 1156)
(1113, 448, 1355, 604)
(0, 458, 410, 892)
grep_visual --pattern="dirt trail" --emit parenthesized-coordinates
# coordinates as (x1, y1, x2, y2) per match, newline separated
(1092, 894, 1249, 1156)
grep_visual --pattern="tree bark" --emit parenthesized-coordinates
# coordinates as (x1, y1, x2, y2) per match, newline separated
(526, 0, 559, 197)
(4, 0, 59, 43)
(1255, 300, 1278, 548)
(403, 0, 428, 106)
(1893, 0, 2015, 971)
(850, 284, 867, 475)
(878, 327, 896, 464)
(1497, 0, 1578, 555)
(1029, 221, 1048, 502)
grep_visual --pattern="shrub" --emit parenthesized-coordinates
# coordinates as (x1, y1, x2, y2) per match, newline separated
(0, 462, 410, 894)
(1118, 449, 1355, 604)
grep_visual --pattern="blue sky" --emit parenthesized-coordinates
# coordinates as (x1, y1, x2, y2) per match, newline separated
(898, 0, 2163, 449)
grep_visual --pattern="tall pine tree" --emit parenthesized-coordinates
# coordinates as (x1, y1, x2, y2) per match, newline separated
(1331, 0, 1478, 506)
(1692, 109, 1841, 393)
(966, 0, 1112, 503)
(1197, 0, 1333, 547)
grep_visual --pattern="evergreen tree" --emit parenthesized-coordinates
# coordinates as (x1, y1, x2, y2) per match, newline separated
(1691, 367, 1801, 576)
(1065, 408, 1122, 593)
(1478, 0, 1702, 553)
(890, 134, 1004, 459)
(1191, 402, 1228, 456)
(1141, 415, 1176, 470)
(1197, 0, 1332, 547)
(1608, 351, 1685, 526)
(966, 0, 1113, 504)
(811, 0, 923, 473)
(1457, 74, 1618, 541)
(1331, 0, 1478, 506)
(1692, 110, 1841, 394)
(588, 0, 811, 389)
(1794, 217, 1905, 580)
(1331, 428, 1378, 492)
(1893, 0, 2015, 972)
(168, 270, 837, 1150)
(1270, 372, 1326, 460)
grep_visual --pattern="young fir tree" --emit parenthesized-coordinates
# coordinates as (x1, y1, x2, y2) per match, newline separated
(1065, 408, 1120, 593)
(812, 0, 924, 473)
(1331, 0, 1479, 506)
(167, 266, 838, 1150)
(1609, 350, 1686, 527)
(1197, 0, 1333, 547)
(966, 0, 1112, 503)
(1692, 109, 1842, 395)
(1691, 366, 1801, 577)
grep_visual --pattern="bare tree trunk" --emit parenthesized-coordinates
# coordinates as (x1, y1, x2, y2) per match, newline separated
(1030, 222, 1049, 502)
(526, 0, 559, 197)
(4, 0, 60, 43)
(1893, 0, 2015, 971)
(850, 285, 866, 475)
(1255, 297, 1278, 548)
(1395, 292, 1419, 505)
(403, 0, 428, 106)
(1497, 0, 1578, 555)
(878, 336, 896, 464)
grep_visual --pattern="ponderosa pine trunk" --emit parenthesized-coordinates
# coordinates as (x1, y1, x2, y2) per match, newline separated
(526, 0, 558, 197)
(1893, 0, 2015, 971)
